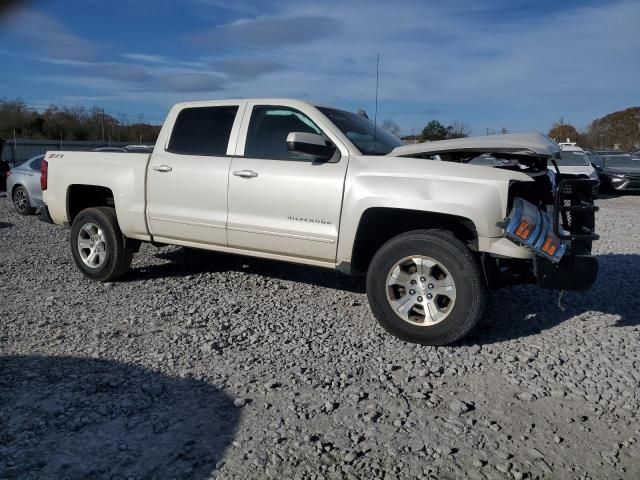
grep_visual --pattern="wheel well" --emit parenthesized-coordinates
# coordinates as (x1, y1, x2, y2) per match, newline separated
(350, 208, 478, 275)
(67, 185, 115, 222)
(11, 183, 24, 196)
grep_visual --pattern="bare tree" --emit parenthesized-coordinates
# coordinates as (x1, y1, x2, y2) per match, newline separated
(381, 119, 401, 136)
(448, 121, 472, 138)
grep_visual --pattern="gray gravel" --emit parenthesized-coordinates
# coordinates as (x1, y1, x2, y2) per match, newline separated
(1, 194, 639, 479)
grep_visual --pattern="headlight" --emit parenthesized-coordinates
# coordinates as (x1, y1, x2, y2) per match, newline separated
(504, 197, 567, 263)
(589, 170, 599, 180)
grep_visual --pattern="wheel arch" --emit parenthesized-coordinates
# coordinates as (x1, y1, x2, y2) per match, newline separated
(347, 207, 478, 275)
(11, 182, 26, 196)
(66, 184, 115, 223)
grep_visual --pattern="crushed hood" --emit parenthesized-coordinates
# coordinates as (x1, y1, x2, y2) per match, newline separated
(389, 133, 560, 158)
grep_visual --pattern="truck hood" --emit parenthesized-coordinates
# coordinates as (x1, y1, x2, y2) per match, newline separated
(389, 133, 560, 158)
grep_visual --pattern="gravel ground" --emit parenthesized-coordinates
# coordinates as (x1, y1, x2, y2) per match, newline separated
(1, 194, 639, 479)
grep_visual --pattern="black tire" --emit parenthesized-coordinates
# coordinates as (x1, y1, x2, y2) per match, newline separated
(70, 207, 134, 281)
(366, 229, 486, 345)
(12, 186, 35, 215)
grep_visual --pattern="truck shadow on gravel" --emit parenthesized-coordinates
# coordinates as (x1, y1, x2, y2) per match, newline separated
(128, 246, 366, 293)
(129, 248, 638, 344)
(466, 253, 640, 344)
(0, 355, 239, 478)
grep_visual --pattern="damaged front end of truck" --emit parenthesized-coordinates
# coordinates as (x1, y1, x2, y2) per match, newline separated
(390, 133, 599, 292)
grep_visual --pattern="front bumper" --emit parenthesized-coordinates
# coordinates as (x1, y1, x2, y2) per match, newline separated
(489, 176, 599, 291)
(605, 174, 640, 192)
(535, 253, 598, 291)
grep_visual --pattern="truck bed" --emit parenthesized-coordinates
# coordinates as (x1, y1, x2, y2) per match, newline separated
(44, 151, 152, 241)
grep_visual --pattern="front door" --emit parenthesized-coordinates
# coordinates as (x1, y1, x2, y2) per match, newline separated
(146, 102, 243, 245)
(227, 103, 348, 262)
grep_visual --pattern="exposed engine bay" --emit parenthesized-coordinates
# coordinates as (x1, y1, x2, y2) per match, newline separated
(389, 133, 599, 291)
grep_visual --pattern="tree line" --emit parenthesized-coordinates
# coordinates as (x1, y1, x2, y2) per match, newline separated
(0, 98, 161, 144)
(380, 106, 639, 150)
(380, 118, 473, 141)
(3, 97, 637, 150)
(549, 107, 640, 151)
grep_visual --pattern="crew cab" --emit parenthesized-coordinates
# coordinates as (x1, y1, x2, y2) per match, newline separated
(41, 99, 599, 345)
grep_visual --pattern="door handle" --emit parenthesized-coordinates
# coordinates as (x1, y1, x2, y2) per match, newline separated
(233, 170, 258, 178)
(153, 165, 173, 172)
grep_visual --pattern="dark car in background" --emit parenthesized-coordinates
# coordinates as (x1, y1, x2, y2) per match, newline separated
(592, 154, 640, 192)
(0, 160, 10, 193)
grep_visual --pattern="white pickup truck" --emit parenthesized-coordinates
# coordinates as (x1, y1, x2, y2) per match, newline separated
(41, 98, 599, 345)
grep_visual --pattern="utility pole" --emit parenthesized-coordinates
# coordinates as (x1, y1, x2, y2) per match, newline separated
(101, 109, 105, 143)
(12, 128, 16, 165)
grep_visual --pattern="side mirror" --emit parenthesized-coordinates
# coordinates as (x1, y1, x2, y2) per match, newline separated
(286, 132, 336, 162)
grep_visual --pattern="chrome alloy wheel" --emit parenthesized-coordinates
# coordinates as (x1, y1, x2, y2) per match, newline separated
(13, 189, 28, 212)
(385, 256, 457, 326)
(77, 222, 108, 269)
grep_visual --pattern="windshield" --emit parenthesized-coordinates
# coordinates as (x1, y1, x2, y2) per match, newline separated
(555, 151, 590, 166)
(604, 155, 639, 168)
(317, 107, 404, 155)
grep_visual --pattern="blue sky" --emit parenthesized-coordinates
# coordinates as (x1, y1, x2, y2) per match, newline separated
(0, 0, 638, 135)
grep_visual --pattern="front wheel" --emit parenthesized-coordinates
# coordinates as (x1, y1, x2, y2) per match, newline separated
(70, 207, 134, 281)
(366, 229, 486, 345)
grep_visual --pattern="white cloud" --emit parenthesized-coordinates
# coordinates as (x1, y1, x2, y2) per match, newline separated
(7, 0, 640, 133)
(6, 9, 97, 61)
(121, 53, 170, 64)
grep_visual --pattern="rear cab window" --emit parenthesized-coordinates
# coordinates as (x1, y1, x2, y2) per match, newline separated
(167, 106, 239, 156)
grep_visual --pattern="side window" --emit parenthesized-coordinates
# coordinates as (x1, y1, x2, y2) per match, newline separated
(30, 158, 43, 170)
(167, 106, 238, 156)
(245, 106, 323, 160)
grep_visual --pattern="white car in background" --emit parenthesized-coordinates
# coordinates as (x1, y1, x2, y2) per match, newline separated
(554, 144, 600, 194)
(6, 154, 45, 215)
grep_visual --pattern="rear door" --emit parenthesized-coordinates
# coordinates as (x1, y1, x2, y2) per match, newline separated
(226, 102, 348, 262)
(146, 102, 245, 246)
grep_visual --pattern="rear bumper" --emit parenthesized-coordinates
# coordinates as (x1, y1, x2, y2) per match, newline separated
(40, 204, 54, 224)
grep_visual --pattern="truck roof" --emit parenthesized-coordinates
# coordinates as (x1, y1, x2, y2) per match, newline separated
(172, 98, 332, 110)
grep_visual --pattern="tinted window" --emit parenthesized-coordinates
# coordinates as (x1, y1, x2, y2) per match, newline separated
(554, 151, 590, 166)
(29, 157, 43, 170)
(603, 155, 639, 168)
(245, 106, 323, 160)
(168, 106, 238, 156)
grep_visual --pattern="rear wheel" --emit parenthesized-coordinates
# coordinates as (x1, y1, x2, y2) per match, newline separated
(13, 186, 35, 215)
(366, 229, 485, 345)
(70, 207, 134, 281)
